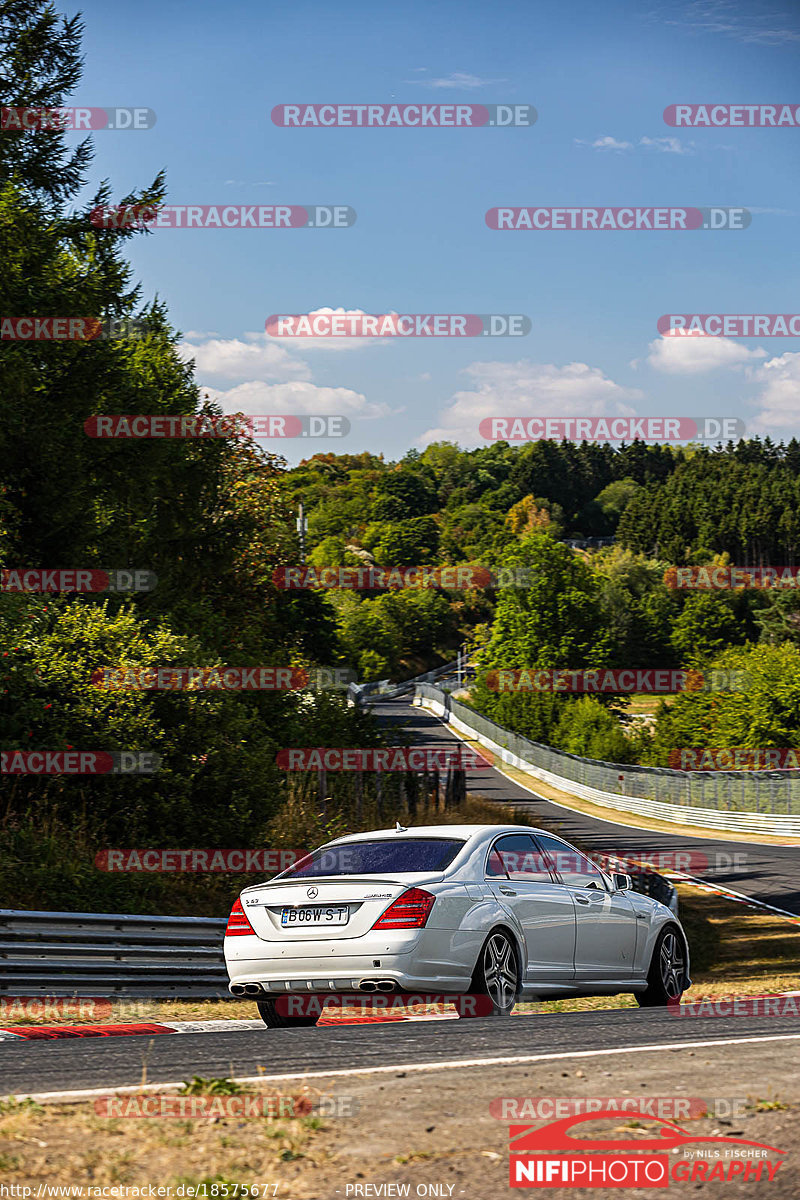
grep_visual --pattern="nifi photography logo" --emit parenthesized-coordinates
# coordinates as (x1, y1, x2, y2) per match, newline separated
(508, 1108, 785, 1188)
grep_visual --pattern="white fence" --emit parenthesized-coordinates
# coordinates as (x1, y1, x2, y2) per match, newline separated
(414, 686, 800, 837)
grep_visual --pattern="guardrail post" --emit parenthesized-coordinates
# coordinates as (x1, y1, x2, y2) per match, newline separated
(355, 769, 363, 823)
(317, 768, 327, 820)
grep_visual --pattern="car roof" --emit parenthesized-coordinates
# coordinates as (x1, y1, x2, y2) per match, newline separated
(323, 824, 556, 846)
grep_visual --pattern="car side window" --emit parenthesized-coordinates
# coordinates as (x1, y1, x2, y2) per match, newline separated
(534, 834, 609, 891)
(485, 847, 508, 878)
(489, 834, 553, 883)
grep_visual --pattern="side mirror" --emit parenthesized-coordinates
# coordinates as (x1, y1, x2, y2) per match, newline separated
(613, 872, 633, 892)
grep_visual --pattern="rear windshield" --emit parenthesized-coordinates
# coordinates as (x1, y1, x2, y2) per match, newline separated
(278, 837, 465, 878)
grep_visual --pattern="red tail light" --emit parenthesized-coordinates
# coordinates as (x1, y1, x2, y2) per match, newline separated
(226, 897, 255, 936)
(371, 887, 435, 930)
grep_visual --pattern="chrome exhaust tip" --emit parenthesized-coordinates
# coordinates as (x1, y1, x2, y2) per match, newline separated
(243, 983, 263, 996)
(375, 980, 396, 992)
(230, 984, 247, 996)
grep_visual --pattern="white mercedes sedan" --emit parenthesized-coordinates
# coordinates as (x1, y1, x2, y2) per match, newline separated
(224, 824, 690, 1027)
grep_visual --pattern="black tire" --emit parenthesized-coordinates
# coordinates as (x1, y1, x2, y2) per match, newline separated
(636, 926, 687, 1007)
(465, 929, 520, 1017)
(256, 999, 319, 1028)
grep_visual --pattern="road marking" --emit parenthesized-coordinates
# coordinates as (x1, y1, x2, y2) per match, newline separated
(664, 870, 800, 923)
(412, 695, 800, 851)
(7, 1032, 800, 1103)
(0, 1011, 456, 1043)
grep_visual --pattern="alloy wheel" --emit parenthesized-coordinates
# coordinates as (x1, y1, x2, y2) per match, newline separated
(483, 932, 518, 1010)
(659, 930, 685, 1000)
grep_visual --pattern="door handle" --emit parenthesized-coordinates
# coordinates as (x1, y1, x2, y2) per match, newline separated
(499, 886, 517, 896)
(574, 895, 591, 905)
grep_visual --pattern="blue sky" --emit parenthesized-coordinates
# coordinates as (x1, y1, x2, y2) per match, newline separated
(69, 0, 800, 461)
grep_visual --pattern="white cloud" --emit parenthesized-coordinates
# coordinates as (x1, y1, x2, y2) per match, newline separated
(639, 135, 694, 154)
(267, 308, 391, 353)
(407, 71, 506, 89)
(647, 336, 767, 374)
(178, 335, 310, 382)
(203, 379, 391, 422)
(590, 136, 633, 152)
(747, 352, 800, 433)
(419, 359, 642, 445)
(659, 0, 800, 45)
(576, 135, 693, 154)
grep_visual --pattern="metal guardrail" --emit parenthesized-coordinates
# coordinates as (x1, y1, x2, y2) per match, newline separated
(348, 658, 460, 705)
(415, 684, 800, 836)
(0, 909, 229, 998)
(0, 869, 676, 1005)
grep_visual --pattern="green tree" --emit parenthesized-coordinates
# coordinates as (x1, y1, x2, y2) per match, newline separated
(363, 517, 440, 566)
(670, 592, 749, 665)
(481, 533, 610, 669)
(646, 643, 800, 766)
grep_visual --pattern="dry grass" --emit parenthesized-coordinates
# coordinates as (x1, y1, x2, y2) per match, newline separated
(0, 1087, 333, 1193)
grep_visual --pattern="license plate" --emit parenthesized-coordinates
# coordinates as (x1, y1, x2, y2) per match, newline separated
(281, 905, 349, 927)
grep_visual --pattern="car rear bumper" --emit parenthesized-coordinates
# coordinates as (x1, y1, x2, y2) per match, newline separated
(224, 932, 472, 994)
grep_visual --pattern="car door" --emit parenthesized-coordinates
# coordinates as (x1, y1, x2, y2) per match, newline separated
(486, 834, 576, 984)
(533, 834, 638, 982)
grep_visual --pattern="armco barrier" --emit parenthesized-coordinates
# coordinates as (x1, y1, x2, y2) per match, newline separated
(413, 685, 800, 837)
(0, 909, 229, 998)
(348, 658, 460, 705)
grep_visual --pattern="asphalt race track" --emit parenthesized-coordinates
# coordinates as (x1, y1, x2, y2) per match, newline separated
(2, 690, 798, 1100)
(4, 1006, 800, 1098)
(370, 694, 800, 915)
